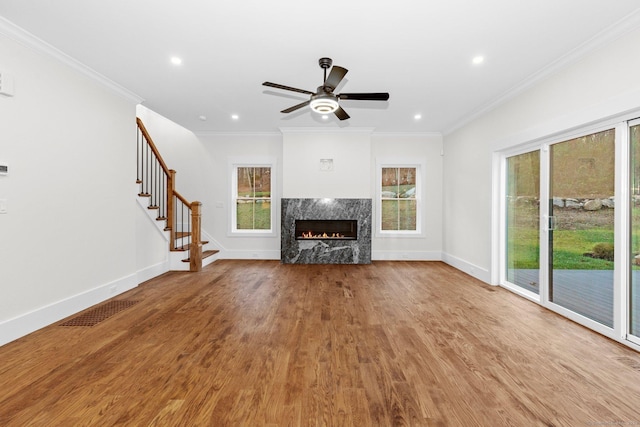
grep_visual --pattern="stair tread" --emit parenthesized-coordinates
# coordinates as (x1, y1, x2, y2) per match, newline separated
(170, 241, 209, 251)
(182, 250, 220, 262)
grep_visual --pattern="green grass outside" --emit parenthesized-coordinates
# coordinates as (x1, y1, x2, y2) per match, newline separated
(237, 200, 271, 230)
(508, 224, 616, 270)
(381, 199, 416, 230)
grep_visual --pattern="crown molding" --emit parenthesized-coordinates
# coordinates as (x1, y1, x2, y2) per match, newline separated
(443, 8, 640, 136)
(194, 131, 282, 138)
(0, 16, 143, 104)
(372, 131, 443, 138)
(279, 126, 376, 134)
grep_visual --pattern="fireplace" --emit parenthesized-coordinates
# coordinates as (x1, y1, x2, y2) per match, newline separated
(295, 219, 357, 240)
(281, 198, 371, 264)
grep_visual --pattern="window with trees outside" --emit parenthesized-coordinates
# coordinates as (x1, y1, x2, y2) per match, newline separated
(380, 166, 419, 233)
(232, 165, 273, 233)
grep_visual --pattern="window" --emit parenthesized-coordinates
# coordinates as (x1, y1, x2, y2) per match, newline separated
(378, 163, 422, 235)
(230, 162, 275, 234)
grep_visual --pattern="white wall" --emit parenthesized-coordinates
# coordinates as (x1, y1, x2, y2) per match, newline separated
(135, 198, 169, 283)
(198, 132, 283, 259)
(443, 26, 640, 283)
(136, 106, 213, 203)
(191, 128, 445, 261)
(282, 129, 372, 198)
(371, 133, 443, 260)
(0, 24, 140, 345)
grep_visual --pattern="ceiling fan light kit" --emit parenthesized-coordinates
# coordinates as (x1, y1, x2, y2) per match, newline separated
(310, 94, 339, 114)
(263, 57, 389, 121)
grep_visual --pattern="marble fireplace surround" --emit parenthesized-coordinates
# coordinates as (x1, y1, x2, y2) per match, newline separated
(281, 198, 372, 264)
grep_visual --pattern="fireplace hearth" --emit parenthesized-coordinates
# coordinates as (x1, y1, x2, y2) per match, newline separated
(281, 198, 371, 264)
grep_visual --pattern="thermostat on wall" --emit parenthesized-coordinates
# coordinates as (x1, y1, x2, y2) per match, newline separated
(0, 163, 8, 175)
(319, 158, 334, 172)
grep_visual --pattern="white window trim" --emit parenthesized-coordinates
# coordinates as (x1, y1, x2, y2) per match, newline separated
(375, 157, 426, 238)
(228, 156, 277, 237)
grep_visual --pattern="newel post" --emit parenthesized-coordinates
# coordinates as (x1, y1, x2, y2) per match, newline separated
(168, 169, 176, 250)
(190, 201, 203, 272)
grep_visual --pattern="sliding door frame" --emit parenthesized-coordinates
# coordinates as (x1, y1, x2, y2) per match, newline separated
(627, 118, 640, 346)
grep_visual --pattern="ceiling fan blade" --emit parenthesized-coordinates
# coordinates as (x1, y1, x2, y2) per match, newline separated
(338, 92, 390, 101)
(334, 106, 350, 121)
(281, 100, 310, 114)
(263, 82, 315, 96)
(324, 66, 348, 91)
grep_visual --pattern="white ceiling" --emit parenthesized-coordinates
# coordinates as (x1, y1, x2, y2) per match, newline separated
(2, 1, 640, 134)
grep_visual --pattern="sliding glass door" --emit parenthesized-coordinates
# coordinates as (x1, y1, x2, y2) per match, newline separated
(501, 117, 640, 348)
(548, 129, 615, 327)
(505, 150, 540, 294)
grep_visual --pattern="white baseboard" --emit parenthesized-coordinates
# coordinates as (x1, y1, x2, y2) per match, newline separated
(372, 251, 442, 261)
(137, 260, 169, 284)
(441, 252, 492, 284)
(220, 249, 281, 260)
(0, 274, 138, 347)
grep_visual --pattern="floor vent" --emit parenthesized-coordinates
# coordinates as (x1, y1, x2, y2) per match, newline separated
(59, 300, 140, 327)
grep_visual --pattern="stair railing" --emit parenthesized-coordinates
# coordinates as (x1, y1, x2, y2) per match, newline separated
(136, 118, 203, 271)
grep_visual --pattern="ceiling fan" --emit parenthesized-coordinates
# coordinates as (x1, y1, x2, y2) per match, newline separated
(262, 57, 389, 121)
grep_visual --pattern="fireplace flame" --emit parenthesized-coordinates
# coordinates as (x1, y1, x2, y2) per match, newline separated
(301, 231, 345, 239)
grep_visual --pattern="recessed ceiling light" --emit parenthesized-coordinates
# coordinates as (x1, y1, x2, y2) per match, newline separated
(472, 56, 484, 65)
(231, 114, 239, 120)
(414, 114, 422, 120)
(170, 57, 182, 65)
(198, 115, 207, 121)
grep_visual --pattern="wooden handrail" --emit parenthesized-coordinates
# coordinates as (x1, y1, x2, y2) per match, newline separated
(174, 190, 191, 208)
(136, 117, 171, 175)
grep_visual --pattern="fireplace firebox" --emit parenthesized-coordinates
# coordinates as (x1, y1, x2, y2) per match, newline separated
(295, 219, 357, 240)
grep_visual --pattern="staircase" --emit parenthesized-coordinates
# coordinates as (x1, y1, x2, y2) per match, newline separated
(136, 118, 219, 271)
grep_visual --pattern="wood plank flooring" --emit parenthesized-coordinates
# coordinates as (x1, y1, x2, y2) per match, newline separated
(1, 260, 640, 426)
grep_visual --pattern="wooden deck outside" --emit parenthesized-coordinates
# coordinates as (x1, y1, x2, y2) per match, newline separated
(1, 261, 640, 425)
(509, 268, 640, 332)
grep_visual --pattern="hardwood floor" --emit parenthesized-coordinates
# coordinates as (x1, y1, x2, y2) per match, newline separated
(1, 260, 640, 426)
